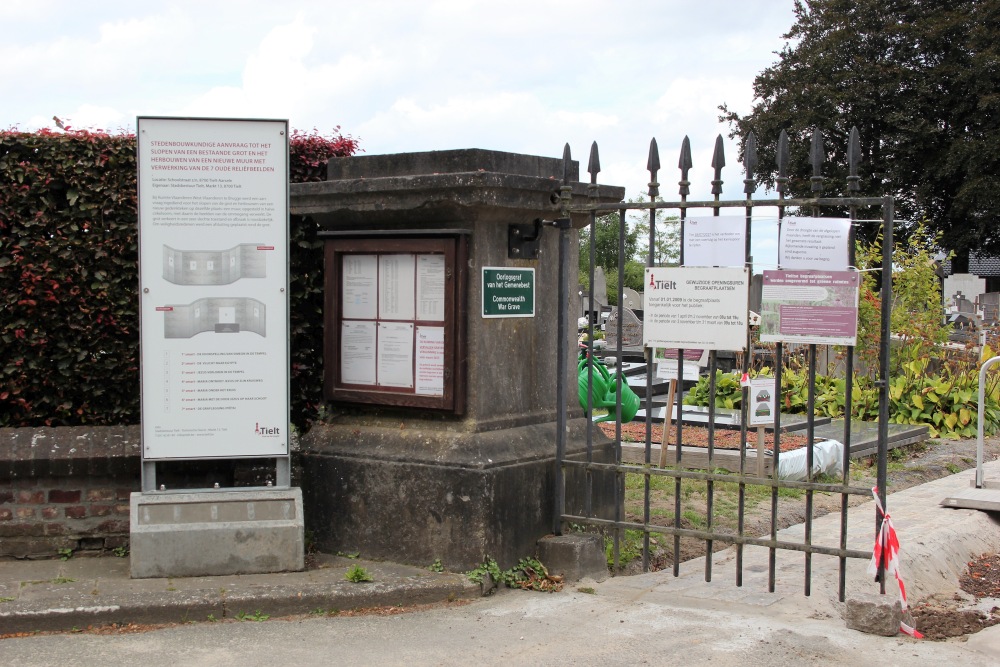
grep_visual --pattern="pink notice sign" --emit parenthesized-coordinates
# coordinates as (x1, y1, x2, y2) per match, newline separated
(759, 270, 859, 345)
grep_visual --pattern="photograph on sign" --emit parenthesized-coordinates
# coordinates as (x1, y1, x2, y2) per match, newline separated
(138, 117, 289, 460)
(778, 217, 851, 270)
(643, 267, 749, 351)
(482, 267, 535, 318)
(760, 270, 859, 345)
(748, 377, 777, 426)
(682, 216, 746, 268)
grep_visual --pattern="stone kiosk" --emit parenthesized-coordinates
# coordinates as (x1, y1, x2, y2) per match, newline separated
(291, 149, 623, 569)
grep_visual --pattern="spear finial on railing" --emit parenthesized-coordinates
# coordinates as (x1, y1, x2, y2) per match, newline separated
(711, 134, 725, 196)
(560, 143, 573, 216)
(587, 141, 601, 199)
(776, 129, 789, 195)
(647, 138, 660, 199)
(678, 136, 692, 197)
(743, 132, 758, 196)
(847, 126, 861, 192)
(810, 128, 824, 194)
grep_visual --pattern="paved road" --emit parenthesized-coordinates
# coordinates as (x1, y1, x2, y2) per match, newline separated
(3, 575, 996, 667)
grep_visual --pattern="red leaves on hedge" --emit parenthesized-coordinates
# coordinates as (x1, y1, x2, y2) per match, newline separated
(1, 125, 358, 428)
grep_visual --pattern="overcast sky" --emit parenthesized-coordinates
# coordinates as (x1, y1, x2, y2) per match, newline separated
(3, 1, 795, 260)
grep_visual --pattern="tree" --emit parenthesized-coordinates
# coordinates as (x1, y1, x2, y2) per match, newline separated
(719, 0, 1000, 268)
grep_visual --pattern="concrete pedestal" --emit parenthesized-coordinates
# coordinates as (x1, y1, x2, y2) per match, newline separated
(129, 488, 304, 579)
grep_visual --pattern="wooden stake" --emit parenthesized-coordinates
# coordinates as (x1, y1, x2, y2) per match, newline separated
(659, 379, 677, 468)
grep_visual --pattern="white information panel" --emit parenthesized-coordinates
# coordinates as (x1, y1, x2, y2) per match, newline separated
(643, 267, 749, 351)
(683, 216, 746, 268)
(138, 117, 289, 460)
(778, 216, 851, 270)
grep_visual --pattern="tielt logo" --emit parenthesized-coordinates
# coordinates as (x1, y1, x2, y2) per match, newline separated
(648, 273, 677, 290)
(255, 422, 281, 437)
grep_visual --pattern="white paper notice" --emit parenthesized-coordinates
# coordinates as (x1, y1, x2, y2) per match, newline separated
(341, 321, 376, 385)
(415, 326, 445, 396)
(343, 255, 378, 320)
(377, 322, 414, 387)
(778, 216, 851, 270)
(379, 255, 416, 320)
(416, 254, 446, 321)
(683, 216, 746, 267)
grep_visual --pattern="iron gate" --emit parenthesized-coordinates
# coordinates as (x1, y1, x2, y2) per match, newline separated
(553, 128, 894, 601)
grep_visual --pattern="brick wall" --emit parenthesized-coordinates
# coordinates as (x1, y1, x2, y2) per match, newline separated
(0, 426, 140, 559)
(0, 425, 299, 559)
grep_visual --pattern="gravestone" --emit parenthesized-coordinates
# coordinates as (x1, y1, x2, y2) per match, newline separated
(605, 306, 643, 350)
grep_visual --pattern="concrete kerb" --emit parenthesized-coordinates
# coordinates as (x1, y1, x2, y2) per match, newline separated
(0, 554, 479, 635)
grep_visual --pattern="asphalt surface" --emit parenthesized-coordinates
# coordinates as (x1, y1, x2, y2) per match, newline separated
(4, 461, 1000, 665)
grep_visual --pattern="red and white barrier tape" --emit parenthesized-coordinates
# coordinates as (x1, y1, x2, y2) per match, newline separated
(867, 486, 924, 638)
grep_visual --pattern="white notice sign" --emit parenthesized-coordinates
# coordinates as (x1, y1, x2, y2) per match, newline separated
(778, 216, 851, 270)
(341, 321, 377, 385)
(137, 117, 289, 460)
(377, 322, 414, 387)
(683, 216, 746, 268)
(343, 255, 378, 320)
(379, 255, 416, 320)
(415, 326, 445, 396)
(643, 267, 749, 351)
(416, 254, 446, 321)
(748, 377, 777, 426)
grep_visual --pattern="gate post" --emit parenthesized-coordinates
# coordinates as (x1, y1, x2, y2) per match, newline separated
(291, 149, 622, 570)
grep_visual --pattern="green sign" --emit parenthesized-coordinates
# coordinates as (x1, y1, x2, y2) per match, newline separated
(482, 267, 535, 318)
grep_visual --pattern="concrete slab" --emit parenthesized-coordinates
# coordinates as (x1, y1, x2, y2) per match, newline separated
(129, 488, 304, 579)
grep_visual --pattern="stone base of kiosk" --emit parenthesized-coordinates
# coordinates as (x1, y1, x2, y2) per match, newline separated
(129, 488, 304, 579)
(300, 418, 616, 572)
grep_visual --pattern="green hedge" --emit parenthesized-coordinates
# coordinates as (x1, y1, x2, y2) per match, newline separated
(0, 127, 358, 429)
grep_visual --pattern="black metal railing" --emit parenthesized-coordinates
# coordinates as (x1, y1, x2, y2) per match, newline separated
(555, 127, 892, 601)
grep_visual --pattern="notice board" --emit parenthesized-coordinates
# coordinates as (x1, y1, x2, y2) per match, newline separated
(324, 235, 467, 413)
(137, 117, 290, 460)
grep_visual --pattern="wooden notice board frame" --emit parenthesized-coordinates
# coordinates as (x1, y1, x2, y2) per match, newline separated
(322, 233, 468, 413)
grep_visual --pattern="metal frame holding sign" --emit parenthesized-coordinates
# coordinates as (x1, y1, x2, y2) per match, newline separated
(643, 266, 750, 351)
(482, 267, 535, 318)
(137, 117, 290, 483)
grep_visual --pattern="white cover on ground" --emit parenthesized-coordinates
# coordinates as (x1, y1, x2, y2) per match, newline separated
(776, 439, 844, 481)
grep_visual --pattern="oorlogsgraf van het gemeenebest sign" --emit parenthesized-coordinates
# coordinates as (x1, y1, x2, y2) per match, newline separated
(643, 267, 749, 351)
(482, 267, 534, 318)
(138, 117, 289, 460)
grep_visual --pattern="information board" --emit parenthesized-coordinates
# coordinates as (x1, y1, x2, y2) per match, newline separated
(643, 267, 749, 351)
(759, 269, 859, 345)
(482, 267, 535, 318)
(778, 217, 851, 270)
(138, 117, 289, 460)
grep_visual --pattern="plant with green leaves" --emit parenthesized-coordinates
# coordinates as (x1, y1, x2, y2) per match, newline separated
(345, 565, 373, 583)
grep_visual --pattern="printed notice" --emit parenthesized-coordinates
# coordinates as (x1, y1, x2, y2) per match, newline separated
(760, 270, 859, 345)
(415, 326, 445, 396)
(643, 267, 749, 351)
(683, 216, 746, 268)
(416, 254, 446, 321)
(343, 254, 378, 320)
(779, 217, 851, 270)
(341, 321, 377, 385)
(379, 254, 416, 320)
(748, 377, 777, 426)
(377, 322, 414, 387)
